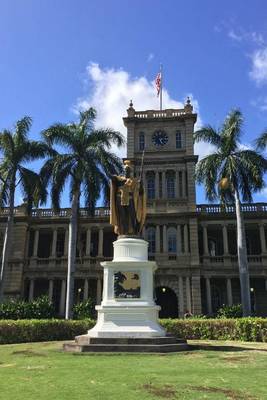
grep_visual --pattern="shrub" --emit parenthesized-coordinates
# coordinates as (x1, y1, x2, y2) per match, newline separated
(0, 319, 95, 344)
(0, 296, 55, 320)
(160, 318, 267, 342)
(1, 318, 267, 345)
(73, 299, 96, 320)
(217, 304, 243, 318)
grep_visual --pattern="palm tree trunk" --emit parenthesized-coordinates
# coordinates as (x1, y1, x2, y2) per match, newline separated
(65, 190, 79, 319)
(0, 178, 15, 302)
(234, 190, 251, 316)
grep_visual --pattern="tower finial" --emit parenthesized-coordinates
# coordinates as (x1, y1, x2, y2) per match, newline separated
(184, 96, 193, 113)
(127, 99, 135, 117)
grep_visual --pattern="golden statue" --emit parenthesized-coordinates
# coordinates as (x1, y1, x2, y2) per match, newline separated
(110, 160, 146, 236)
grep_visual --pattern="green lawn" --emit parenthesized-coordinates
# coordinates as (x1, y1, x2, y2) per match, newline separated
(0, 340, 267, 400)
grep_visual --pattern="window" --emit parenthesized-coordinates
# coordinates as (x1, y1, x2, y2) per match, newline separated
(147, 227, 156, 253)
(139, 132, 145, 151)
(56, 231, 65, 257)
(166, 172, 175, 199)
(176, 131, 182, 149)
(168, 227, 177, 253)
(147, 173, 155, 199)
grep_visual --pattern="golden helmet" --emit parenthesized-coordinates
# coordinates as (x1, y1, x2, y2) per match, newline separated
(123, 160, 132, 167)
(219, 177, 230, 190)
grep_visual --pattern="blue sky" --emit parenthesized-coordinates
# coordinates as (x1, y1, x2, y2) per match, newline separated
(0, 0, 267, 206)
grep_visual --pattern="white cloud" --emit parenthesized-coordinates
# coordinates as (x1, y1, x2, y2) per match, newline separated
(228, 28, 265, 46)
(147, 53, 154, 62)
(74, 62, 208, 158)
(228, 29, 243, 42)
(251, 96, 267, 112)
(249, 48, 267, 85)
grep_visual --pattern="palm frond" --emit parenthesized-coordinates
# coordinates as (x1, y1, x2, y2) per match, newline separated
(255, 130, 267, 150)
(193, 126, 221, 146)
(14, 116, 32, 145)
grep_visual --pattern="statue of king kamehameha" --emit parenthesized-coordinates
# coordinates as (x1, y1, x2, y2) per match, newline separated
(110, 159, 146, 236)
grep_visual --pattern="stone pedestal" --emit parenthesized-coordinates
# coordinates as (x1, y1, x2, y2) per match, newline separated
(86, 237, 165, 338)
(64, 237, 188, 352)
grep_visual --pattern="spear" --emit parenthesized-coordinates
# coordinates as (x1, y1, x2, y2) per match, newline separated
(139, 149, 145, 183)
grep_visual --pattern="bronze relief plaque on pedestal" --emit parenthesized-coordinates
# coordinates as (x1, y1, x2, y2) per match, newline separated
(114, 271, 141, 299)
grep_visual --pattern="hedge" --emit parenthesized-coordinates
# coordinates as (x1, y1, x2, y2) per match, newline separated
(1, 318, 267, 345)
(0, 319, 95, 344)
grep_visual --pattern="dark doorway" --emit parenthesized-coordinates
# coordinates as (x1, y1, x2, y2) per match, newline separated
(155, 286, 178, 318)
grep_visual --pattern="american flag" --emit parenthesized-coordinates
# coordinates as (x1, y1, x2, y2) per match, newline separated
(155, 72, 161, 97)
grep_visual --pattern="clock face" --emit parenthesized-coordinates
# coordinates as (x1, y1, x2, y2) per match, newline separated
(152, 130, 168, 147)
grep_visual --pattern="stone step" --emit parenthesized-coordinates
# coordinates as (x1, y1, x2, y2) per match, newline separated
(75, 335, 184, 346)
(63, 341, 188, 353)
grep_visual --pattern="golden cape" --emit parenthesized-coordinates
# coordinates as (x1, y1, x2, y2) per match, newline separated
(110, 176, 146, 235)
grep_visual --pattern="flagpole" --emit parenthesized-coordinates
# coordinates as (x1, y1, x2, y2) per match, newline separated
(160, 64, 163, 110)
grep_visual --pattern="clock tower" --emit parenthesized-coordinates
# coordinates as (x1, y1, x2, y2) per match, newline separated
(123, 98, 198, 213)
(123, 99, 202, 316)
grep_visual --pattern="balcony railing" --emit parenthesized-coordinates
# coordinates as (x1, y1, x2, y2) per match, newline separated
(201, 254, 263, 265)
(133, 109, 188, 119)
(196, 203, 267, 214)
(1, 202, 267, 219)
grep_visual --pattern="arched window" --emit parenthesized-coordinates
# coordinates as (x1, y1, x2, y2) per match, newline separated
(166, 171, 175, 199)
(147, 172, 155, 200)
(139, 132, 145, 151)
(176, 131, 182, 149)
(168, 227, 177, 253)
(147, 227, 156, 253)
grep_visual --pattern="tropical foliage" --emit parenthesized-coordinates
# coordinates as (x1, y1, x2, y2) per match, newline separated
(0, 117, 51, 300)
(194, 109, 267, 316)
(41, 108, 124, 318)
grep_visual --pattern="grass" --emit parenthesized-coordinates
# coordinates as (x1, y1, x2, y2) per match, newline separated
(0, 340, 267, 399)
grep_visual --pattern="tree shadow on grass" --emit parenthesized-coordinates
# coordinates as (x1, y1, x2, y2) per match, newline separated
(189, 343, 267, 352)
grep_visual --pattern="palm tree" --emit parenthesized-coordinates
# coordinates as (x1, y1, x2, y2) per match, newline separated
(255, 130, 267, 150)
(194, 109, 266, 316)
(41, 108, 124, 319)
(0, 116, 50, 301)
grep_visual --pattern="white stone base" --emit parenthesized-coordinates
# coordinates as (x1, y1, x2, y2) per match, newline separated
(87, 237, 166, 339)
(87, 305, 165, 338)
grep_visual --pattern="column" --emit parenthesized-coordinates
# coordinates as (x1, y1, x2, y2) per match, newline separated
(29, 279, 35, 301)
(259, 224, 266, 253)
(155, 171, 160, 199)
(183, 224, 189, 254)
(176, 224, 182, 255)
(176, 170, 180, 198)
(48, 279, 54, 301)
(222, 224, 229, 255)
(96, 278, 102, 304)
(156, 225, 160, 253)
(182, 170, 186, 197)
(51, 229, 58, 257)
(191, 275, 202, 315)
(226, 278, 233, 306)
(98, 228, 103, 257)
(163, 225, 167, 253)
(206, 277, 212, 315)
(83, 279, 89, 301)
(33, 230, 39, 257)
(85, 227, 91, 256)
(64, 228, 69, 256)
(142, 225, 146, 240)
(179, 276, 184, 317)
(59, 279, 66, 316)
(174, 170, 178, 199)
(202, 224, 209, 256)
(162, 171, 166, 198)
(186, 277, 192, 313)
